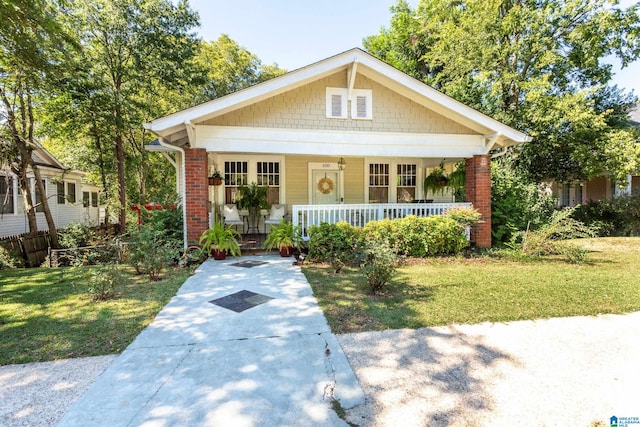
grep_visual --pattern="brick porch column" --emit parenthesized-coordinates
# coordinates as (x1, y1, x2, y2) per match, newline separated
(184, 147, 209, 243)
(465, 154, 492, 248)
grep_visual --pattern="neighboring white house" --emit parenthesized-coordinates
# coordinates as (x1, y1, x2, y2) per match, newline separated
(0, 143, 103, 238)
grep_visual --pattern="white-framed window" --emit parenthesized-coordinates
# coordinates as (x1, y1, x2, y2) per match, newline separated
(83, 191, 90, 207)
(224, 161, 248, 204)
(326, 87, 348, 119)
(221, 156, 285, 206)
(0, 176, 15, 214)
(396, 164, 417, 202)
(257, 161, 280, 205)
(91, 192, 98, 207)
(67, 182, 76, 204)
(368, 163, 389, 203)
(30, 178, 46, 212)
(366, 159, 421, 203)
(351, 89, 373, 120)
(57, 182, 65, 204)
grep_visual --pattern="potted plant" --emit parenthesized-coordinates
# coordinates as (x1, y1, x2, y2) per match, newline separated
(263, 219, 303, 257)
(423, 162, 449, 195)
(208, 171, 224, 186)
(199, 222, 241, 260)
(236, 182, 268, 231)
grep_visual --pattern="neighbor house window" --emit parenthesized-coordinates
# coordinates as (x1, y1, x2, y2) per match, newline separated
(57, 182, 65, 204)
(561, 183, 570, 207)
(33, 179, 45, 212)
(326, 87, 348, 119)
(257, 161, 280, 205)
(396, 164, 417, 202)
(83, 191, 90, 207)
(91, 192, 98, 207)
(67, 182, 76, 203)
(224, 161, 248, 204)
(369, 163, 389, 203)
(351, 89, 373, 120)
(0, 177, 14, 214)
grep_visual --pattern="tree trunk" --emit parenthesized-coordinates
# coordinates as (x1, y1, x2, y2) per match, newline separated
(15, 160, 38, 234)
(116, 132, 126, 234)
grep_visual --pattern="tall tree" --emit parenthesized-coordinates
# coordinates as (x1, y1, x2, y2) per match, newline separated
(71, 0, 200, 233)
(0, 0, 78, 245)
(193, 35, 286, 103)
(365, 0, 640, 182)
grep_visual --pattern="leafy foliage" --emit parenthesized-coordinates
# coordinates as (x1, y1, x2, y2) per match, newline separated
(0, 247, 24, 269)
(365, 0, 640, 182)
(308, 222, 364, 268)
(58, 222, 98, 249)
(87, 264, 127, 301)
(127, 224, 181, 280)
(572, 193, 640, 237)
(360, 240, 399, 294)
(491, 156, 557, 245)
(515, 208, 595, 263)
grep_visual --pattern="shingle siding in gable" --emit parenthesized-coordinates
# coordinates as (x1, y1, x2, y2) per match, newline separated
(203, 72, 476, 135)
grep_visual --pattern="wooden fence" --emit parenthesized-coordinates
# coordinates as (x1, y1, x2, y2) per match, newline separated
(0, 230, 52, 267)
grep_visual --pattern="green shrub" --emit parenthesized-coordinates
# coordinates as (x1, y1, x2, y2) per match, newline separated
(572, 193, 640, 236)
(0, 246, 24, 269)
(360, 240, 398, 294)
(518, 208, 595, 263)
(142, 205, 184, 242)
(87, 264, 127, 301)
(444, 206, 482, 227)
(59, 222, 98, 249)
(308, 222, 364, 268)
(491, 156, 557, 245)
(126, 225, 180, 280)
(363, 216, 468, 257)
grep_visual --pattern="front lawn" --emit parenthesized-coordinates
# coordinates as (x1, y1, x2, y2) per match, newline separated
(0, 266, 191, 365)
(304, 237, 640, 333)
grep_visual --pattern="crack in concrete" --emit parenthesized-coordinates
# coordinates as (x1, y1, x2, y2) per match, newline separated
(126, 344, 195, 427)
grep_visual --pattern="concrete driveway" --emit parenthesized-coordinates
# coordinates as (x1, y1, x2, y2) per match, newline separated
(58, 256, 364, 427)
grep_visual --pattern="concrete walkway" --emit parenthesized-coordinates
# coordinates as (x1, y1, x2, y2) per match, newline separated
(58, 256, 364, 427)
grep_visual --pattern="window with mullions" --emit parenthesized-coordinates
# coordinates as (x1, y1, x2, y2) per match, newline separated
(0, 177, 14, 214)
(83, 191, 90, 207)
(91, 192, 98, 207)
(224, 161, 248, 204)
(57, 182, 65, 204)
(32, 179, 46, 212)
(67, 182, 76, 204)
(257, 161, 280, 205)
(396, 164, 417, 202)
(369, 163, 389, 203)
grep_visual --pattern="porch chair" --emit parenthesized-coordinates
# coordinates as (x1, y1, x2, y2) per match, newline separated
(221, 204, 245, 234)
(263, 204, 287, 233)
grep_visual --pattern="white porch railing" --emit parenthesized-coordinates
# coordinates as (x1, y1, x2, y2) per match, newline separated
(292, 203, 472, 240)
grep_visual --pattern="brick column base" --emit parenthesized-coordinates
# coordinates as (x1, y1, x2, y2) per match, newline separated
(184, 148, 209, 243)
(465, 155, 492, 248)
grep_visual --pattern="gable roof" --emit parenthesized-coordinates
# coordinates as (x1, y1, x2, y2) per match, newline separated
(144, 48, 531, 147)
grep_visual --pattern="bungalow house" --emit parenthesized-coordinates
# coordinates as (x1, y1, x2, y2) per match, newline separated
(552, 106, 640, 206)
(0, 142, 103, 238)
(144, 48, 531, 248)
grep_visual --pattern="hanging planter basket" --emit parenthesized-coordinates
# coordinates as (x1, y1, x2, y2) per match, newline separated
(208, 176, 223, 186)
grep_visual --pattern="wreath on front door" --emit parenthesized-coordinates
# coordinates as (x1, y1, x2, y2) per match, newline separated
(317, 177, 334, 194)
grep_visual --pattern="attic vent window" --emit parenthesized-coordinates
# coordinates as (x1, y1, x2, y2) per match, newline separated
(351, 89, 373, 120)
(326, 87, 348, 119)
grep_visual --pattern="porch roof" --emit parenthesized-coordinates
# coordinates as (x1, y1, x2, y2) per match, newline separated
(144, 48, 531, 155)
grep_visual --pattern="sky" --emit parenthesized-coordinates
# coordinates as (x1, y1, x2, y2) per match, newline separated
(188, 0, 640, 97)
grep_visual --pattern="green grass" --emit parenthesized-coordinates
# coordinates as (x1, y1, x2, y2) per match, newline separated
(303, 237, 640, 334)
(0, 265, 191, 365)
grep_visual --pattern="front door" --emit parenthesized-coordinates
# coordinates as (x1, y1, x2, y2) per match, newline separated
(312, 170, 340, 204)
